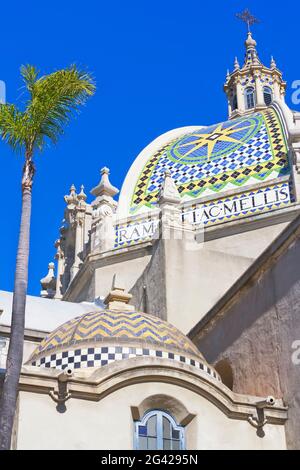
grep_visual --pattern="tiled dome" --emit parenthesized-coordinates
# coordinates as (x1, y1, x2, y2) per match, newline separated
(28, 309, 221, 382)
(120, 107, 289, 216)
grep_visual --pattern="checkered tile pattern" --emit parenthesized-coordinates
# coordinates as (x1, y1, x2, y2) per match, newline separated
(30, 346, 221, 382)
(130, 108, 290, 214)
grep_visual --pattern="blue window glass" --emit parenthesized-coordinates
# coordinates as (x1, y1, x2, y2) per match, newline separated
(134, 410, 185, 450)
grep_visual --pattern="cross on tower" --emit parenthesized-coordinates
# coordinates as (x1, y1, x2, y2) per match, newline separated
(236, 9, 260, 32)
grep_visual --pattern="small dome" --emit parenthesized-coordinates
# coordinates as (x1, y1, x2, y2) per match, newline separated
(245, 31, 257, 48)
(28, 309, 220, 382)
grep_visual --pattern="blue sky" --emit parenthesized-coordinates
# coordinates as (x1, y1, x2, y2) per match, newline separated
(0, 0, 299, 296)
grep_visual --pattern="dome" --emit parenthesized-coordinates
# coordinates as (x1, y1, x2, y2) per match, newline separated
(28, 308, 220, 382)
(245, 31, 257, 48)
(117, 107, 289, 217)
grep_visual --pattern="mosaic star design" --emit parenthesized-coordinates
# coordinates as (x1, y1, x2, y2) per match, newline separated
(176, 120, 257, 162)
(29, 310, 201, 361)
(130, 108, 290, 214)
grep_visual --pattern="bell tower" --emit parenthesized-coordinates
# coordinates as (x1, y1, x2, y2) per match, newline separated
(224, 10, 287, 119)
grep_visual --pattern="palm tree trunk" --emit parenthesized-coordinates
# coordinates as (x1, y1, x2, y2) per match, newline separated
(0, 157, 34, 450)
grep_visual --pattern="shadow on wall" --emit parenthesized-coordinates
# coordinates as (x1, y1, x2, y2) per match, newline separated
(198, 230, 300, 362)
(215, 359, 234, 391)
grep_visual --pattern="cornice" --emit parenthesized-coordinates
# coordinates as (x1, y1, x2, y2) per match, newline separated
(19, 358, 288, 425)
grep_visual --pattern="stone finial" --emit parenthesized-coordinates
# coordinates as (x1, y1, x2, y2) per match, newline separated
(64, 184, 78, 206)
(77, 185, 87, 203)
(91, 167, 119, 199)
(158, 169, 181, 206)
(104, 274, 134, 312)
(90, 168, 118, 253)
(234, 57, 240, 71)
(225, 70, 231, 84)
(271, 56, 277, 69)
(40, 262, 56, 298)
(245, 31, 257, 49)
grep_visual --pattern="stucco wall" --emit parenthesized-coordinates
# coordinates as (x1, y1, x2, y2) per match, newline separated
(130, 240, 167, 319)
(192, 235, 300, 449)
(95, 253, 152, 302)
(16, 382, 286, 450)
(0, 337, 38, 370)
(65, 247, 152, 303)
(165, 221, 288, 334)
(129, 221, 289, 334)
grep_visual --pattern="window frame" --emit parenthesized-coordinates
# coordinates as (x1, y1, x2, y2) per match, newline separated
(245, 86, 256, 110)
(263, 86, 273, 106)
(134, 409, 185, 450)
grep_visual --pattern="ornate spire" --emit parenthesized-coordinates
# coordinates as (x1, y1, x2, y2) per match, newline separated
(224, 12, 286, 118)
(40, 262, 56, 298)
(90, 167, 119, 253)
(77, 184, 87, 203)
(235, 9, 261, 67)
(244, 31, 261, 67)
(271, 56, 277, 69)
(234, 57, 240, 71)
(64, 184, 78, 206)
(91, 167, 119, 199)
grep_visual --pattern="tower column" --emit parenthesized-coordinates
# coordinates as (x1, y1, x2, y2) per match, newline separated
(273, 79, 281, 101)
(71, 215, 84, 280)
(236, 79, 245, 113)
(90, 167, 119, 253)
(55, 239, 65, 299)
(254, 73, 265, 108)
(67, 186, 89, 281)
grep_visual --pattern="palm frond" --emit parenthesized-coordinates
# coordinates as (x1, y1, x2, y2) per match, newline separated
(20, 65, 39, 95)
(0, 104, 29, 153)
(0, 64, 95, 155)
(27, 65, 95, 150)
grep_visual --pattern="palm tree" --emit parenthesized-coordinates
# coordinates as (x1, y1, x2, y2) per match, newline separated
(0, 65, 95, 449)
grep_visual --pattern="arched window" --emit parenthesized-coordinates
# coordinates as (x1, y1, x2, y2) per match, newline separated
(263, 86, 273, 106)
(134, 410, 185, 450)
(245, 87, 256, 110)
